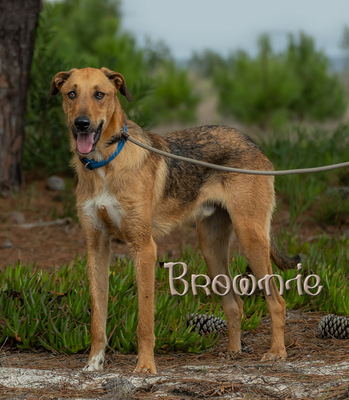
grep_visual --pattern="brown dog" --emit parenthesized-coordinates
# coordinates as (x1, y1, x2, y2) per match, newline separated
(49, 67, 299, 373)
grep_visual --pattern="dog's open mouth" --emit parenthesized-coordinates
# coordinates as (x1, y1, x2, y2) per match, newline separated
(75, 122, 103, 155)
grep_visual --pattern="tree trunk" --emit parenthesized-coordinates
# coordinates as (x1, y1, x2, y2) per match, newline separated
(0, 0, 42, 190)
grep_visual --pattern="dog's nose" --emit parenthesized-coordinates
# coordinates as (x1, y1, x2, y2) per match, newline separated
(74, 116, 90, 131)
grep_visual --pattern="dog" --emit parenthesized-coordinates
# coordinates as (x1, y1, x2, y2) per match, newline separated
(49, 67, 300, 373)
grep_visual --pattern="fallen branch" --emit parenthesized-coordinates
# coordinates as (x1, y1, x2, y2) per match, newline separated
(17, 218, 72, 229)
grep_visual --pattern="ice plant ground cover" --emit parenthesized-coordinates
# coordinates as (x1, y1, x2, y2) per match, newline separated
(0, 235, 348, 355)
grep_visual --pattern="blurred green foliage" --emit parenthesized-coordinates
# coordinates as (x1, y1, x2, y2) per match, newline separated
(259, 124, 349, 229)
(24, 0, 198, 175)
(191, 33, 346, 128)
(147, 61, 200, 124)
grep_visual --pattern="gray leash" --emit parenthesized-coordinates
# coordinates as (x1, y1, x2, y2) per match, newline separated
(126, 135, 349, 176)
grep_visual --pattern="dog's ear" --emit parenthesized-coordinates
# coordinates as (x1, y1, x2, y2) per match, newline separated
(48, 69, 76, 101)
(101, 68, 133, 103)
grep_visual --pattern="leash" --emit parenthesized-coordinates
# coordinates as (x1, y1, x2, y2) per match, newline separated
(125, 135, 349, 176)
(80, 124, 349, 176)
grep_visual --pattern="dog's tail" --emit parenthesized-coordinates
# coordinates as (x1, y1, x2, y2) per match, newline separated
(270, 232, 301, 270)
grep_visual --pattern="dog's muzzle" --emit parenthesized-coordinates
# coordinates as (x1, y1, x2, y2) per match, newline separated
(72, 117, 104, 155)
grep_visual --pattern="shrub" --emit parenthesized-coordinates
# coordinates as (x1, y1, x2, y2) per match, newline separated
(286, 32, 346, 121)
(214, 39, 302, 128)
(192, 33, 346, 128)
(146, 61, 200, 124)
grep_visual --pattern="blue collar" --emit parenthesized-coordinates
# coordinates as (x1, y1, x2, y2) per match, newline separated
(80, 124, 129, 171)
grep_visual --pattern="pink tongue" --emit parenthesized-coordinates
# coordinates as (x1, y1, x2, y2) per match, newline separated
(77, 132, 94, 154)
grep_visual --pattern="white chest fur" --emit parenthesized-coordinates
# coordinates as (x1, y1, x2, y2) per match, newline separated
(82, 189, 123, 231)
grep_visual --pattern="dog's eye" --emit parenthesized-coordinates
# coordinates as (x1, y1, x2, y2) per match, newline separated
(67, 91, 76, 99)
(95, 92, 105, 100)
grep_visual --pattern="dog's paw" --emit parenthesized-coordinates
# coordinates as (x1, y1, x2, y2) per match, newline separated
(134, 360, 157, 374)
(261, 349, 286, 362)
(83, 350, 105, 372)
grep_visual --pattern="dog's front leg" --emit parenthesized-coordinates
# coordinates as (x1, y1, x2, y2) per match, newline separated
(83, 228, 111, 372)
(132, 238, 157, 374)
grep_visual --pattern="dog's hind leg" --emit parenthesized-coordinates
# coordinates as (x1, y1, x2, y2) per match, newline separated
(196, 207, 244, 353)
(226, 182, 287, 361)
(83, 229, 111, 371)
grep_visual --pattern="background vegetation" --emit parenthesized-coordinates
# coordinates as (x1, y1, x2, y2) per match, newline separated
(24, 0, 348, 175)
(191, 33, 346, 128)
(1, 0, 348, 355)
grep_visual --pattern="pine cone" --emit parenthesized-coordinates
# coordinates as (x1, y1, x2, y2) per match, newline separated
(187, 313, 227, 335)
(318, 314, 349, 339)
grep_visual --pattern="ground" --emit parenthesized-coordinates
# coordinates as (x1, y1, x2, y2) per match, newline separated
(0, 179, 346, 268)
(0, 180, 348, 399)
(1, 311, 349, 399)
(0, 179, 200, 268)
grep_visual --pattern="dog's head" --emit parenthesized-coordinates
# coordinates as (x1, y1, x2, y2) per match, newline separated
(49, 67, 132, 156)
